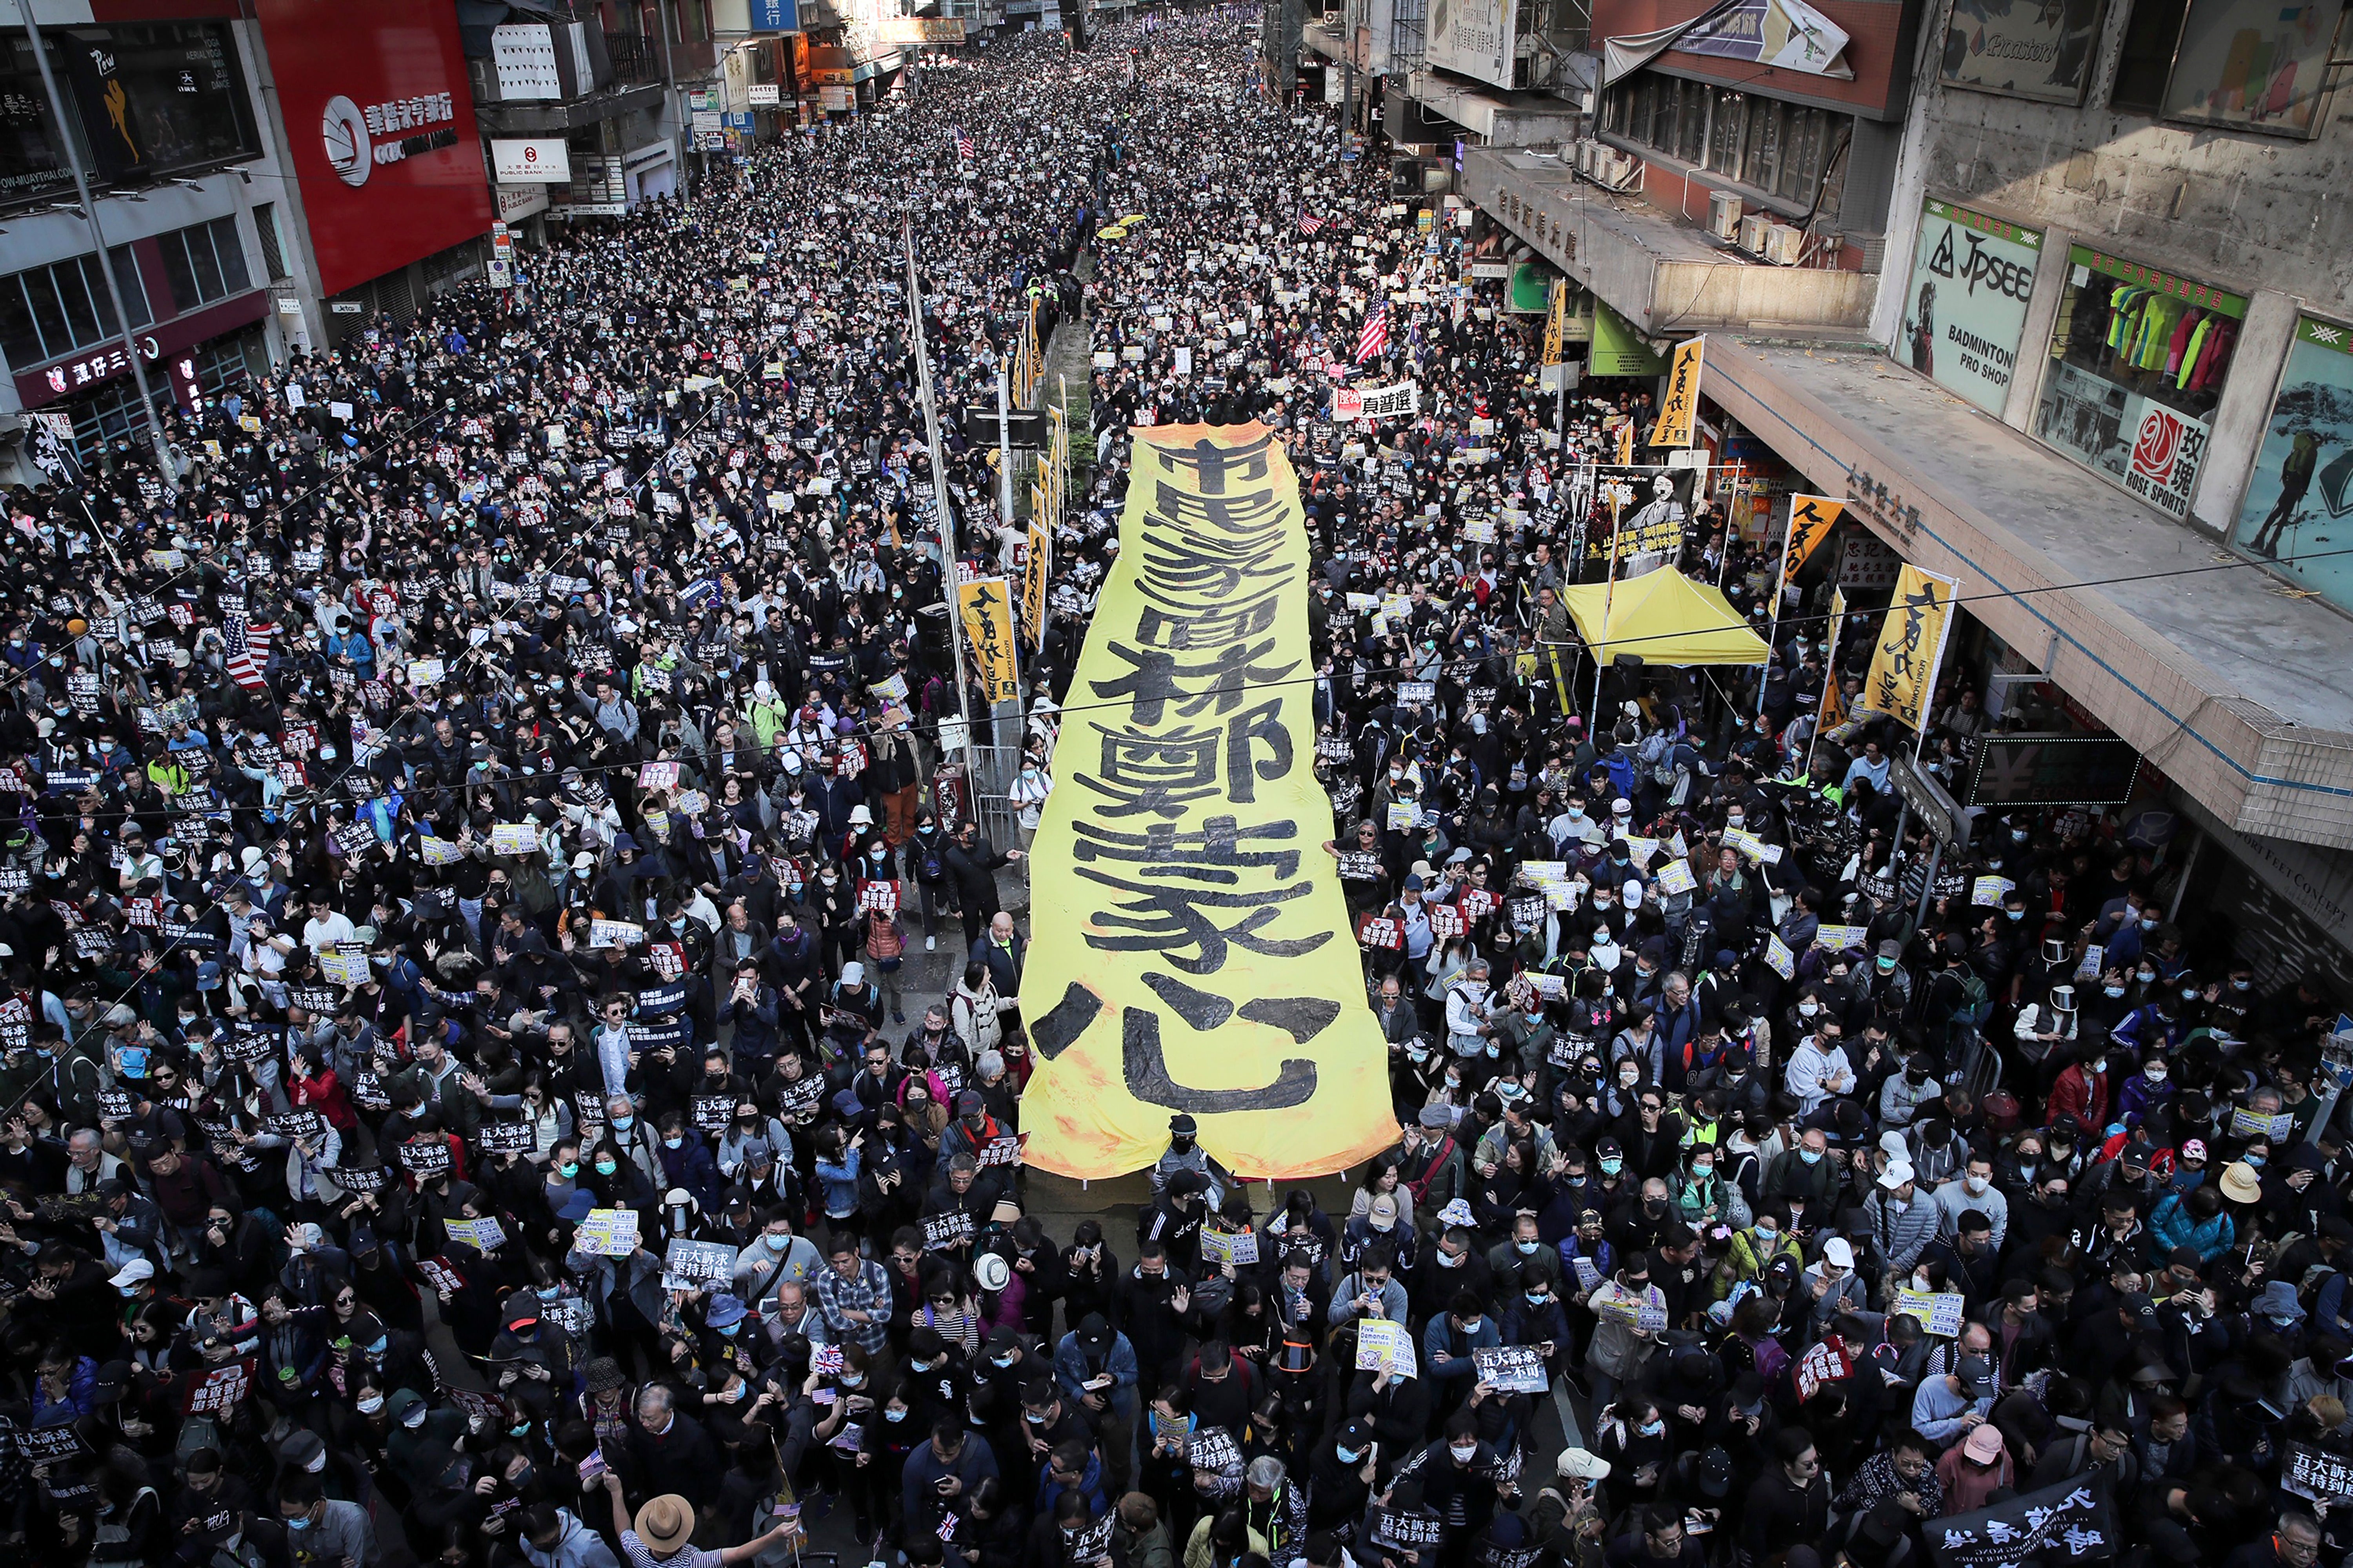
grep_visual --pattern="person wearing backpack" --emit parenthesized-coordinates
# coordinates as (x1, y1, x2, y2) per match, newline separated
(908, 810, 956, 953)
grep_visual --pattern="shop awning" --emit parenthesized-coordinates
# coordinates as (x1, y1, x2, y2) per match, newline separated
(1559, 568, 1769, 665)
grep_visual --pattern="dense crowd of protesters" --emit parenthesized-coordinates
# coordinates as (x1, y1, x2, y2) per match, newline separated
(0, 9, 2341, 1568)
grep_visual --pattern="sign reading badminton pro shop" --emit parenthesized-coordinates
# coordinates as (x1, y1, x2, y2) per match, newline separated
(1898, 200, 2044, 417)
(1018, 423, 1399, 1181)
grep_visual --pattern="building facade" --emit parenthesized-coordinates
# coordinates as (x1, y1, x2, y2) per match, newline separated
(1461, 0, 2353, 977)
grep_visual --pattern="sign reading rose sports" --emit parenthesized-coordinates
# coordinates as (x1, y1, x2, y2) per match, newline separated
(254, 0, 497, 299)
(1898, 200, 2043, 416)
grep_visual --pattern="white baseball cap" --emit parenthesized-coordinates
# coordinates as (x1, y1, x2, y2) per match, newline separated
(1823, 1237, 1855, 1269)
(1556, 1448, 1611, 1481)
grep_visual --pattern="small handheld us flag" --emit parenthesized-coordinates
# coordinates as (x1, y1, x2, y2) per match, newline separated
(1299, 212, 1325, 235)
(222, 619, 269, 692)
(1354, 300, 1389, 365)
(957, 133, 974, 161)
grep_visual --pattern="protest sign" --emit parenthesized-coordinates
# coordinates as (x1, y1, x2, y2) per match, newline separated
(1355, 1317, 1418, 1378)
(1894, 1289, 1968, 1338)
(1199, 1226, 1261, 1268)
(1795, 1334, 1853, 1400)
(663, 1237, 738, 1288)
(475, 1121, 536, 1154)
(182, 1359, 256, 1414)
(1472, 1345, 1547, 1393)
(922, 1208, 977, 1251)
(577, 1209, 640, 1257)
(444, 1217, 507, 1252)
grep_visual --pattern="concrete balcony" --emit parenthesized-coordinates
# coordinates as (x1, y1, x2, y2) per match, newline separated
(1461, 144, 1874, 336)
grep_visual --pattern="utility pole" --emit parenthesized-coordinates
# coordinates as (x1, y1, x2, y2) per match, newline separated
(997, 359, 1015, 530)
(15, 0, 177, 490)
(901, 223, 981, 788)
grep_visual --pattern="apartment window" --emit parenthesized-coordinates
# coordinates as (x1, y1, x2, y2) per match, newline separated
(253, 202, 288, 282)
(1743, 99, 1782, 190)
(1780, 107, 1824, 203)
(1600, 72, 1841, 209)
(157, 216, 251, 315)
(0, 246, 145, 368)
(1707, 89, 1744, 174)
(2111, 0, 2190, 113)
(1676, 85, 1706, 163)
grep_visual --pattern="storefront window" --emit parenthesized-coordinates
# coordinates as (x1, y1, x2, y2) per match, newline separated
(2160, 0, 2344, 136)
(1894, 198, 2045, 416)
(2231, 315, 2353, 608)
(2031, 245, 2245, 520)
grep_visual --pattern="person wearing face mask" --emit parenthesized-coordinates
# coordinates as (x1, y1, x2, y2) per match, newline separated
(1420, 1290, 1502, 1425)
(273, 1470, 376, 1565)
(2117, 1052, 2178, 1127)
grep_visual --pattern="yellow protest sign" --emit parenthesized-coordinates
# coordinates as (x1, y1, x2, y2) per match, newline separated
(1862, 564, 1958, 733)
(1782, 493, 1843, 583)
(1018, 423, 1400, 1180)
(1649, 336, 1704, 448)
(1023, 521, 1051, 652)
(1615, 416, 1636, 467)
(955, 577, 1022, 703)
(1542, 279, 1566, 367)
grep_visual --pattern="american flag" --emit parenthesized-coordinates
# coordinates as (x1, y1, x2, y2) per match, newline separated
(1299, 212, 1326, 235)
(222, 619, 270, 692)
(1355, 301, 1389, 364)
(956, 132, 973, 160)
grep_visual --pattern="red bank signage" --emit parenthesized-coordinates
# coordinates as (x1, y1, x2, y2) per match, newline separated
(253, 0, 496, 298)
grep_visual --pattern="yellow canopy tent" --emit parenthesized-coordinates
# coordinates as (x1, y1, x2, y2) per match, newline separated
(1558, 569, 1770, 665)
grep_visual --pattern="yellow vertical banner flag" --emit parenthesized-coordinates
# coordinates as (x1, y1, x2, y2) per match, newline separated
(955, 577, 1022, 703)
(1023, 521, 1051, 652)
(1862, 564, 1959, 733)
(1018, 422, 1399, 1180)
(1615, 415, 1636, 467)
(1542, 279, 1566, 367)
(1648, 336, 1704, 448)
(1816, 587, 1847, 732)
(1781, 493, 1844, 583)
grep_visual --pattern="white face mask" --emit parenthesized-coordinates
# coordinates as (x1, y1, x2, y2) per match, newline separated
(1964, 1174, 1990, 1195)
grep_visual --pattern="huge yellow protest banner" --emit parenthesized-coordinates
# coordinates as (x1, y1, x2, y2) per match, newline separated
(956, 578, 1022, 703)
(1862, 564, 1959, 732)
(1018, 423, 1399, 1179)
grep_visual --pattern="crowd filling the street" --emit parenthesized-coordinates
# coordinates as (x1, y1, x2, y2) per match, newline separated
(0, 10, 2345, 1568)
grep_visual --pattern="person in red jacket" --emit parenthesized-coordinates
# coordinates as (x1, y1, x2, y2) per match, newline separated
(2048, 1051, 2112, 1140)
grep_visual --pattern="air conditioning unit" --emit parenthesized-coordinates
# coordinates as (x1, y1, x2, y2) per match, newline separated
(1707, 190, 1742, 242)
(1737, 212, 1770, 253)
(1595, 147, 1641, 190)
(1761, 222, 1804, 265)
(1572, 138, 1598, 175)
